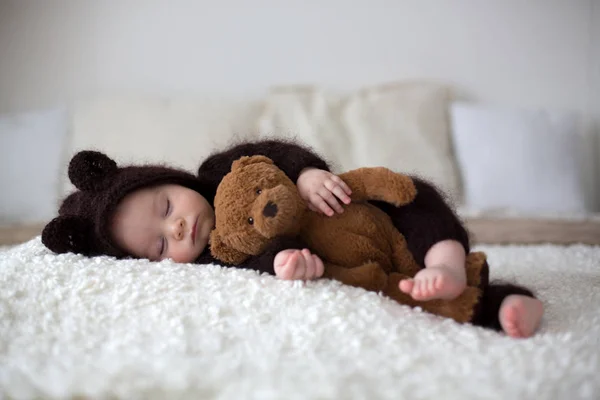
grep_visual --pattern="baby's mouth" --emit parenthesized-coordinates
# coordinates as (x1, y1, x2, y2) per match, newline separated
(191, 217, 198, 244)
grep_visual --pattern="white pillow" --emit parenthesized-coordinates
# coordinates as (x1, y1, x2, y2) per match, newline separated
(450, 102, 588, 214)
(0, 108, 68, 225)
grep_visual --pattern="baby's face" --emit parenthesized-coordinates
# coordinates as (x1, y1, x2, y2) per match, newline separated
(111, 184, 215, 262)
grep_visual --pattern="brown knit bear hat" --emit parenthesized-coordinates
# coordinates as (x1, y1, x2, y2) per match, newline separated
(42, 150, 211, 258)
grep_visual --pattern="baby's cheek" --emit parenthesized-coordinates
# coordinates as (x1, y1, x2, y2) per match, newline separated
(169, 246, 200, 263)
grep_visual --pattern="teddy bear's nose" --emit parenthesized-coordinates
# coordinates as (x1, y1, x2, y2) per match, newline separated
(262, 201, 278, 218)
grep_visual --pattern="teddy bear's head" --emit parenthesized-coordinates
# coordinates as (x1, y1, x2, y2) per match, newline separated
(210, 155, 307, 264)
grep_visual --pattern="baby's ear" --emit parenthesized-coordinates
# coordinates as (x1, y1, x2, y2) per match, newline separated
(68, 150, 118, 192)
(231, 155, 274, 172)
(210, 230, 250, 265)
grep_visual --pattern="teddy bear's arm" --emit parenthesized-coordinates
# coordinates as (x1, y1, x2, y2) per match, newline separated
(237, 235, 310, 276)
(199, 235, 310, 276)
(338, 167, 417, 206)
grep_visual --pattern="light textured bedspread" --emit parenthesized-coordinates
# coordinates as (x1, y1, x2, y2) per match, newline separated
(1, 238, 599, 400)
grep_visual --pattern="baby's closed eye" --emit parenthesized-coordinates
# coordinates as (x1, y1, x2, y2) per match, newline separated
(164, 198, 171, 217)
(160, 237, 166, 256)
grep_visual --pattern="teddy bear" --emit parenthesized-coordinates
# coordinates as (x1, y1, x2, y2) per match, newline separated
(210, 155, 489, 324)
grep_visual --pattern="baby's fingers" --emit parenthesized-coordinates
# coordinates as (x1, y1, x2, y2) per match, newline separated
(318, 188, 344, 214)
(310, 194, 335, 217)
(324, 179, 351, 205)
(330, 175, 352, 196)
(277, 251, 303, 280)
(312, 254, 324, 278)
(301, 249, 317, 279)
(290, 252, 308, 280)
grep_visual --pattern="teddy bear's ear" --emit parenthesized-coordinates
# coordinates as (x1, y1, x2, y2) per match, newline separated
(209, 230, 250, 265)
(68, 150, 118, 192)
(231, 155, 274, 172)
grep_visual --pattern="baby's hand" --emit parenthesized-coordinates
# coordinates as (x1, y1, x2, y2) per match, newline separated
(274, 249, 325, 280)
(297, 168, 352, 216)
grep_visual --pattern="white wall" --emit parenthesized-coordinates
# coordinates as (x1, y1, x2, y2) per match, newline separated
(590, 2, 600, 210)
(592, 2, 600, 133)
(0, 0, 595, 113)
(0, 0, 598, 210)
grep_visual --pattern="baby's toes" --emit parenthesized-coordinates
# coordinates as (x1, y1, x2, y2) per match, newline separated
(399, 279, 414, 294)
(501, 305, 523, 338)
(410, 280, 421, 298)
(434, 274, 445, 290)
(412, 279, 427, 299)
(418, 278, 432, 298)
(428, 277, 437, 295)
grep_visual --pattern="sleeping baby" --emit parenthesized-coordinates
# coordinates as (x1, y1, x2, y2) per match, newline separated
(42, 138, 544, 338)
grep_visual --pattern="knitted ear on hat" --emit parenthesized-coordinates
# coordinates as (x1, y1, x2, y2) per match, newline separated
(41, 215, 97, 256)
(68, 150, 118, 192)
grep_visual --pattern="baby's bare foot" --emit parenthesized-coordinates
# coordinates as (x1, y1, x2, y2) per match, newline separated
(399, 266, 466, 300)
(499, 295, 544, 338)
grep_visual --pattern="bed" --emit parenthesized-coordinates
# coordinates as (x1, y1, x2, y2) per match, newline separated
(0, 235, 599, 400)
(2, 83, 599, 399)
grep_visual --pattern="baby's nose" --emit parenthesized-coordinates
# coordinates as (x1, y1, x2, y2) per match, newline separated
(172, 218, 185, 240)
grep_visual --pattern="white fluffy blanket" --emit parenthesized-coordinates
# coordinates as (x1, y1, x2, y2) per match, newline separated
(1, 238, 599, 400)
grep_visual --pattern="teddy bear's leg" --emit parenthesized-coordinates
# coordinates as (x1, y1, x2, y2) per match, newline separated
(338, 168, 417, 207)
(465, 251, 489, 289)
(323, 262, 389, 292)
(390, 228, 422, 277)
(383, 272, 482, 324)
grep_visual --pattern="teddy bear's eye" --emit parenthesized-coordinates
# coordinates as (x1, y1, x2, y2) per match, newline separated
(256, 189, 262, 195)
(248, 217, 254, 225)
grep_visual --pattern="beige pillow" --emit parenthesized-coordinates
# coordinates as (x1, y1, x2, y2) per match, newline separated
(257, 82, 462, 203)
(256, 85, 348, 172)
(63, 95, 262, 195)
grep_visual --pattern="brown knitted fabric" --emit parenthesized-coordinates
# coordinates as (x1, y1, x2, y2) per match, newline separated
(42, 151, 211, 258)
